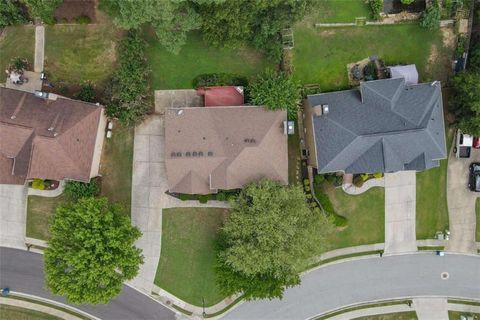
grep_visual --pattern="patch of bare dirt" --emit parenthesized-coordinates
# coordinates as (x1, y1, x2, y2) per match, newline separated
(54, 0, 96, 23)
(425, 44, 440, 74)
(441, 27, 456, 49)
(319, 30, 336, 37)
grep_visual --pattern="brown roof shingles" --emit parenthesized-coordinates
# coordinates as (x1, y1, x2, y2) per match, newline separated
(165, 106, 288, 194)
(0, 87, 103, 184)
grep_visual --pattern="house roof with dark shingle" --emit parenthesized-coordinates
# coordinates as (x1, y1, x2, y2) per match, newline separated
(165, 106, 288, 194)
(307, 78, 446, 174)
(0, 87, 103, 184)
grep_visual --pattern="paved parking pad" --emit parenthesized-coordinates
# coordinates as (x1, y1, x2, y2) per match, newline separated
(384, 171, 417, 255)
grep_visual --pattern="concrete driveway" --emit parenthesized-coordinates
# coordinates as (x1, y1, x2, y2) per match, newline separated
(384, 171, 417, 255)
(0, 184, 27, 250)
(446, 147, 480, 254)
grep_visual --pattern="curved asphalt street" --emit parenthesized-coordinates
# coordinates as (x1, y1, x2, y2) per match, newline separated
(223, 253, 480, 320)
(0, 247, 176, 320)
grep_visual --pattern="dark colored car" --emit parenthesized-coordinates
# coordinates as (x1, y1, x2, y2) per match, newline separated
(469, 163, 480, 192)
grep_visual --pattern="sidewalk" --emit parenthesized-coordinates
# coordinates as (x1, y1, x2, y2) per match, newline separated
(34, 26, 44, 72)
(413, 298, 449, 320)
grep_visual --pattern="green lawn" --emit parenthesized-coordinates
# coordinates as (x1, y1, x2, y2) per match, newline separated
(0, 304, 62, 320)
(300, 0, 370, 24)
(319, 184, 385, 252)
(44, 24, 121, 87)
(144, 31, 273, 89)
(476, 198, 480, 242)
(355, 312, 418, 320)
(0, 26, 35, 82)
(154, 207, 229, 307)
(293, 24, 444, 91)
(26, 195, 67, 241)
(416, 158, 449, 239)
(99, 123, 134, 216)
(448, 311, 480, 320)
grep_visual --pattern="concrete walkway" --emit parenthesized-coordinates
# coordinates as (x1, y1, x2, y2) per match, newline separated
(413, 298, 449, 320)
(445, 147, 480, 254)
(342, 177, 385, 195)
(384, 171, 417, 255)
(34, 26, 44, 73)
(0, 184, 28, 250)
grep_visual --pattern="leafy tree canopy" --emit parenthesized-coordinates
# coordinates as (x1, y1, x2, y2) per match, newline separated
(0, 0, 27, 27)
(22, 0, 61, 24)
(420, 2, 440, 30)
(249, 69, 301, 120)
(100, 0, 201, 54)
(44, 197, 143, 304)
(104, 30, 152, 126)
(216, 180, 333, 300)
(450, 71, 480, 136)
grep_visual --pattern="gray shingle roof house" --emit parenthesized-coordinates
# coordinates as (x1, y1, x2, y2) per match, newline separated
(305, 78, 446, 174)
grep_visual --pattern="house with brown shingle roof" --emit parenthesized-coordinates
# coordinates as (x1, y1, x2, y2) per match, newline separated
(165, 106, 288, 194)
(0, 87, 107, 185)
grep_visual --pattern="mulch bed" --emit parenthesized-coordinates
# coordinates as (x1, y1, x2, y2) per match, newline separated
(54, 0, 96, 23)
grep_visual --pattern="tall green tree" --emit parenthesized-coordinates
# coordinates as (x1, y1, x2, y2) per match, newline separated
(197, 0, 308, 61)
(216, 180, 333, 300)
(450, 71, 480, 136)
(21, 0, 61, 24)
(0, 0, 27, 27)
(44, 197, 143, 304)
(249, 69, 301, 120)
(100, 0, 201, 54)
(104, 30, 152, 126)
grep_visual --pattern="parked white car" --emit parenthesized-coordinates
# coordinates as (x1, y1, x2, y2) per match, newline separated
(453, 129, 473, 158)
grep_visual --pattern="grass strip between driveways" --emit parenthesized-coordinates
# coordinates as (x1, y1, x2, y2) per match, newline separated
(448, 299, 480, 307)
(355, 312, 418, 320)
(0, 304, 61, 320)
(313, 299, 414, 320)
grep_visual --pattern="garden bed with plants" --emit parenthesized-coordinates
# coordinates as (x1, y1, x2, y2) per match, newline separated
(168, 189, 240, 204)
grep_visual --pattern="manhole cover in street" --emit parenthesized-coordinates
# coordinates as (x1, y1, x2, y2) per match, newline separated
(441, 272, 449, 280)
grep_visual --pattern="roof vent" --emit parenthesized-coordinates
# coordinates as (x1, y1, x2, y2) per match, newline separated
(186, 152, 191, 157)
(199, 151, 204, 156)
(177, 109, 184, 116)
(192, 151, 198, 157)
(431, 81, 439, 86)
(208, 151, 213, 156)
(171, 152, 176, 157)
(176, 152, 182, 157)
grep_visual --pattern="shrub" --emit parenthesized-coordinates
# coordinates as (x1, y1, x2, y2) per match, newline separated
(179, 194, 191, 201)
(192, 73, 248, 88)
(420, 2, 440, 30)
(353, 175, 365, 188)
(199, 194, 210, 204)
(401, 0, 414, 4)
(8, 57, 29, 73)
(314, 174, 325, 186)
(304, 186, 311, 192)
(64, 180, 100, 200)
(249, 69, 302, 120)
(331, 214, 348, 227)
(32, 179, 46, 190)
(364, 62, 377, 81)
(373, 172, 383, 179)
(306, 193, 312, 200)
(105, 30, 152, 126)
(216, 191, 227, 202)
(325, 174, 336, 184)
(365, 0, 383, 20)
(75, 15, 91, 24)
(0, 0, 27, 28)
(303, 178, 310, 186)
(76, 82, 96, 103)
(455, 35, 466, 57)
(23, 0, 62, 25)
